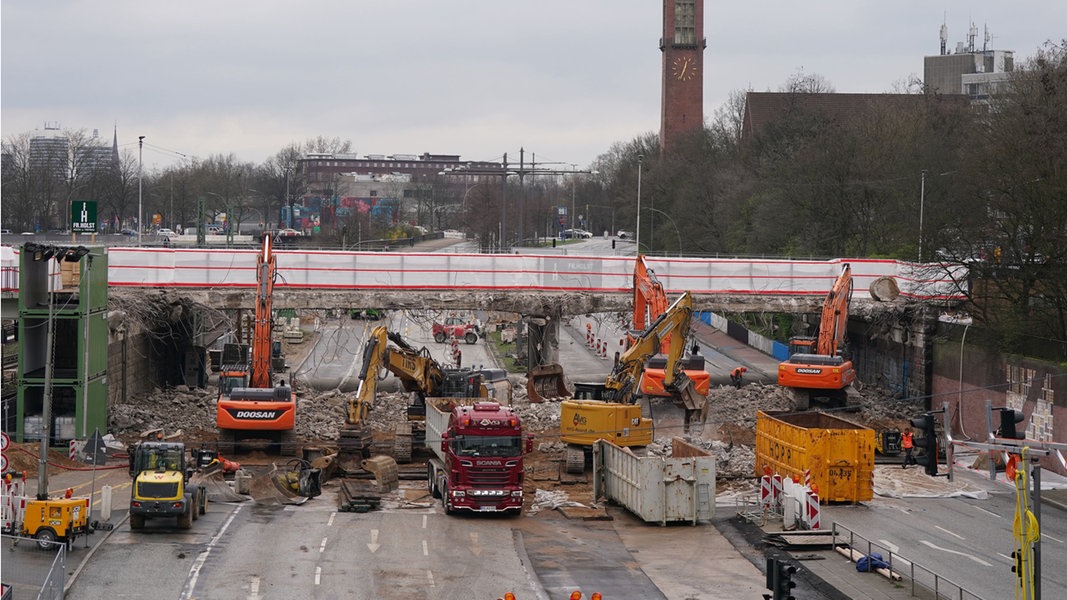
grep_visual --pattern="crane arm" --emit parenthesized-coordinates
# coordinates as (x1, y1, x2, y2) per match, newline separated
(816, 264, 853, 357)
(608, 291, 694, 403)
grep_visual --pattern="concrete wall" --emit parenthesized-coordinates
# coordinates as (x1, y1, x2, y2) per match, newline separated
(933, 332, 1067, 476)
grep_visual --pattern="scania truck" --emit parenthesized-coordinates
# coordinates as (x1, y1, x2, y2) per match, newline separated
(425, 398, 532, 515)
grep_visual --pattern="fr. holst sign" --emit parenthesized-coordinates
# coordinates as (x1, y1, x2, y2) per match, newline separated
(71, 200, 97, 233)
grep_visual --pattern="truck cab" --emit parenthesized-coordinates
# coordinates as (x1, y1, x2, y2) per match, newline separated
(428, 400, 533, 515)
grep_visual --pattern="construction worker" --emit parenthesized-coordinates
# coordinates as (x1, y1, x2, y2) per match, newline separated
(730, 366, 747, 389)
(901, 429, 915, 468)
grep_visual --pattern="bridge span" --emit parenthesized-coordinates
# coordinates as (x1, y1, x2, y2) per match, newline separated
(104, 247, 963, 315)
(3, 245, 966, 316)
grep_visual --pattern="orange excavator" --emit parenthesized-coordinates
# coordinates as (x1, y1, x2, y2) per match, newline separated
(777, 263, 856, 409)
(216, 234, 297, 454)
(630, 256, 711, 400)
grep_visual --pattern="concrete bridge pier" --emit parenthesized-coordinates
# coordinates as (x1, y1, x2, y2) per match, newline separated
(523, 310, 561, 368)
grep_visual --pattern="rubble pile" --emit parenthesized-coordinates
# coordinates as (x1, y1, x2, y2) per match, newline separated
(105, 369, 922, 484)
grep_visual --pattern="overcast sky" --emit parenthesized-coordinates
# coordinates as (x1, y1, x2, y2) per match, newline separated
(2, 1, 1064, 172)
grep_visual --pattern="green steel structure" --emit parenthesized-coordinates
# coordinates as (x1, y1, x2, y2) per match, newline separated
(15, 245, 108, 443)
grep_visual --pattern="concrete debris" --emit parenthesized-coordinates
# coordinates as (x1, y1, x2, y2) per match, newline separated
(106, 359, 923, 495)
(528, 489, 588, 515)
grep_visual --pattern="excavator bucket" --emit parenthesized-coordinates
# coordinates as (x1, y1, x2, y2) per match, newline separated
(527, 363, 571, 403)
(336, 425, 374, 475)
(190, 463, 248, 503)
(668, 372, 709, 436)
(248, 463, 316, 505)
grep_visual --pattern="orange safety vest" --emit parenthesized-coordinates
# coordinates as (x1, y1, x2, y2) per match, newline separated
(901, 431, 913, 449)
(732, 367, 745, 377)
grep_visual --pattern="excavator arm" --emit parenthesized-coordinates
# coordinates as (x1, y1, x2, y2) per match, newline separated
(607, 291, 695, 404)
(349, 326, 446, 425)
(249, 234, 277, 389)
(816, 263, 853, 357)
(631, 256, 670, 351)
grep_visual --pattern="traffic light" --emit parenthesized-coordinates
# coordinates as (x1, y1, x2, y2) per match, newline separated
(910, 413, 939, 476)
(998, 408, 1026, 439)
(776, 560, 797, 600)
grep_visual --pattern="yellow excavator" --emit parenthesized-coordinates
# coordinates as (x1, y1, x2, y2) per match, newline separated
(559, 291, 706, 473)
(338, 325, 510, 473)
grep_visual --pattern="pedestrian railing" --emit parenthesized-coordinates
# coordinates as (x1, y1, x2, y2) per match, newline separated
(831, 522, 985, 600)
(1, 533, 67, 600)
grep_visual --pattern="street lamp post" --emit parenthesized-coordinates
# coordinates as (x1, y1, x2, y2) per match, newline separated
(635, 154, 643, 255)
(919, 169, 927, 263)
(644, 206, 681, 256)
(138, 136, 145, 245)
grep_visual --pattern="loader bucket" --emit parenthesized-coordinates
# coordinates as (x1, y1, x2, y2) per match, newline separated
(248, 463, 310, 505)
(527, 363, 571, 403)
(190, 464, 248, 503)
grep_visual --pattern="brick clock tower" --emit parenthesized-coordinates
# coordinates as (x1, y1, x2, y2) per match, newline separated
(660, 0, 706, 153)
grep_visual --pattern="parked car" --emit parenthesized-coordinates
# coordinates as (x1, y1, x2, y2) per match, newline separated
(277, 228, 301, 237)
(205, 224, 223, 234)
(562, 228, 593, 239)
(120, 228, 138, 236)
(617, 230, 633, 239)
(156, 228, 176, 238)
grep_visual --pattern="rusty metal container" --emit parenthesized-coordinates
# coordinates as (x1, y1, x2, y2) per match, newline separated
(755, 410, 874, 503)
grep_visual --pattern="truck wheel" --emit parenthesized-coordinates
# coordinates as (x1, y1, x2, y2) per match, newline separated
(464, 332, 478, 344)
(199, 488, 208, 515)
(427, 465, 440, 498)
(434, 332, 446, 343)
(129, 514, 145, 530)
(441, 484, 453, 515)
(178, 509, 193, 530)
(34, 527, 57, 550)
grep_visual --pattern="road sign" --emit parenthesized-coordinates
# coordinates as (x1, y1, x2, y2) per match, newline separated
(1, 431, 9, 452)
(71, 200, 98, 233)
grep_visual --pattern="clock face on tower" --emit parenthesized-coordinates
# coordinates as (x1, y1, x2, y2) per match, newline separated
(671, 56, 695, 81)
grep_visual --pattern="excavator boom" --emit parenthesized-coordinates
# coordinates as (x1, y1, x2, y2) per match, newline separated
(631, 256, 711, 398)
(778, 264, 856, 407)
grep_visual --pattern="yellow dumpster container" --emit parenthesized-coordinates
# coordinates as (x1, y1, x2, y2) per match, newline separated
(755, 410, 874, 503)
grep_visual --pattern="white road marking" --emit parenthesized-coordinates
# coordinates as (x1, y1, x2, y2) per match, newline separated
(180, 504, 243, 600)
(971, 505, 1001, 518)
(920, 540, 993, 566)
(1043, 533, 1064, 544)
(315, 566, 321, 585)
(319, 537, 328, 553)
(469, 532, 482, 556)
(935, 525, 965, 540)
(248, 575, 260, 600)
(879, 540, 899, 554)
(427, 570, 435, 587)
(422, 514, 428, 529)
(422, 539, 429, 556)
(328, 512, 336, 527)
(367, 529, 380, 553)
(997, 552, 1014, 563)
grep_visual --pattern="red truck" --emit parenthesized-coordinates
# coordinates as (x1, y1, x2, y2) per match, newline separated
(425, 398, 532, 515)
(432, 316, 480, 344)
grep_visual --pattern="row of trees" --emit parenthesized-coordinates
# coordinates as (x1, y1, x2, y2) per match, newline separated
(3, 42, 1063, 355)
